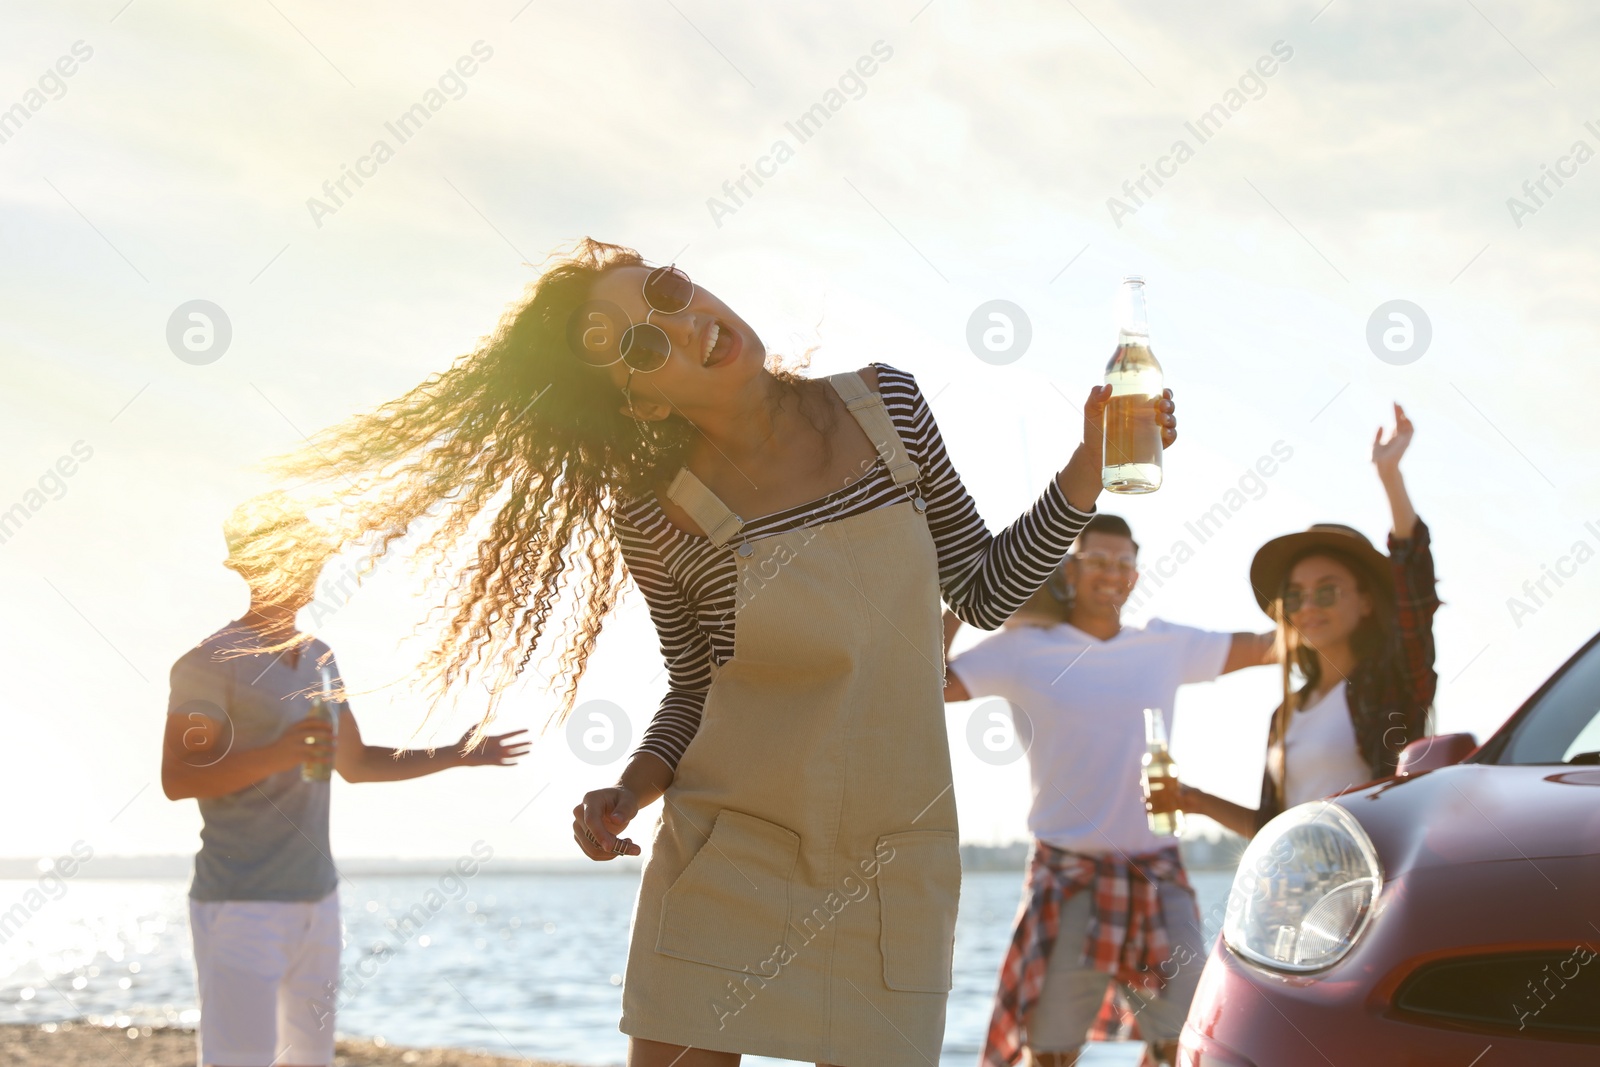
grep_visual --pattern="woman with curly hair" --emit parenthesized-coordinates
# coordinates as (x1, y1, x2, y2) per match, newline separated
(239, 238, 1178, 1067)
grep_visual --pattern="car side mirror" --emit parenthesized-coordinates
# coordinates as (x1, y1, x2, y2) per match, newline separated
(1395, 733, 1478, 776)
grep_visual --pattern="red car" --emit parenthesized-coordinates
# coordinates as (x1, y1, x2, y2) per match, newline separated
(1180, 631, 1600, 1066)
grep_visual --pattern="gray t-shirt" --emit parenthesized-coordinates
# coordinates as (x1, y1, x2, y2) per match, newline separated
(167, 621, 345, 901)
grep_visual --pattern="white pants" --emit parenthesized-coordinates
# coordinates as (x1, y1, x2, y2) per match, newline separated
(1024, 879, 1203, 1050)
(188, 890, 341, 1067)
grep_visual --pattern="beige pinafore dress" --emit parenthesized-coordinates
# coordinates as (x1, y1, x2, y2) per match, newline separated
(620, 371, 961, 1066)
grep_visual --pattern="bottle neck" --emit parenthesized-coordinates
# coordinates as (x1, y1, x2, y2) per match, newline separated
(1117, 281, 1150, 343)
(1143, 709, 1169, 749)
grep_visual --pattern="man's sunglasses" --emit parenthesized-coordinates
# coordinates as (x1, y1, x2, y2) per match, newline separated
(577, 264, 695, 373)
(1282, 584, 1343, 616)
(1072, 552, 1136, 576)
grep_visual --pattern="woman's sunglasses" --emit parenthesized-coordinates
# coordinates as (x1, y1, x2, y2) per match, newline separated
(1282, 583, 1343, 616)
(577, 264, 695, 373)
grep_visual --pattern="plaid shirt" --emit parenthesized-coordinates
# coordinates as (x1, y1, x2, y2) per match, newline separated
(1256, 516, 1441, 830)
(981, 841, 1191, 1066)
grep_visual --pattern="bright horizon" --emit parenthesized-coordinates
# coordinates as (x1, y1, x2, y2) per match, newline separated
(4, 1, 1598, 863)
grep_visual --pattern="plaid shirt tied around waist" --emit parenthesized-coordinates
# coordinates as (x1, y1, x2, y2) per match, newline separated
(981, 840, 1191, 1066)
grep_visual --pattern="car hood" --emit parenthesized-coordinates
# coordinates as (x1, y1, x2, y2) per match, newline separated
(1341, 763, 1600, 872)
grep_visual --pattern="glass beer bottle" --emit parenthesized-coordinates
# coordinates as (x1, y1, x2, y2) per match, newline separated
(1141, 706, 1184, 837)
(301, 665, 337, 783)
(1102, 276, 1164, 493)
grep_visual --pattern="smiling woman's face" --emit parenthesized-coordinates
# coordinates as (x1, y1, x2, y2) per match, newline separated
(580, 265, 767, 420)
(1285, 554, 1372, 649)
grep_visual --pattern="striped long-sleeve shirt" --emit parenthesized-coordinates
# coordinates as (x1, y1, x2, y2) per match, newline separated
(614, 362, 1096, 771)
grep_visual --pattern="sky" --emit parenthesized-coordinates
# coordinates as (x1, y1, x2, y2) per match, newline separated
(3, 0, 1599, 863)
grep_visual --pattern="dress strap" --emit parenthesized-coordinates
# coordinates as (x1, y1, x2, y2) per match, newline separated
(664, 467, 745, 548)
(826, 371, 921, 488)
(663, 370, 922, 549)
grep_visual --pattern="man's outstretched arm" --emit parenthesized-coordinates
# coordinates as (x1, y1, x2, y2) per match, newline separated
(335, 707, 529, 783)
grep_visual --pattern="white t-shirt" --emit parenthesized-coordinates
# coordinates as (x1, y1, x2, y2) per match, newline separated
(948, 618, 1233, 854)
(1282, 680, 1371, 807)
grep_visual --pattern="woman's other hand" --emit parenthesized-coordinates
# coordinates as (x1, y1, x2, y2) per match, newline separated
(573, 786, 642, 860)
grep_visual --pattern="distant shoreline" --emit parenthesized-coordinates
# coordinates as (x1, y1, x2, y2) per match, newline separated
(0, 836, 1247, 881)
(0, 855, 644, 879)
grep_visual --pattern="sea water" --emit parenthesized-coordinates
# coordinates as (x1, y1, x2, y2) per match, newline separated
(0, 869, 1235, 1066)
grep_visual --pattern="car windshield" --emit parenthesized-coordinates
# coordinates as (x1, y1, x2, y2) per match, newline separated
(1494, 635, 1600, 765)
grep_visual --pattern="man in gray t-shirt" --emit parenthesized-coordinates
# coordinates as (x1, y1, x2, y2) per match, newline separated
(169, 625, 344, 903)
(162, 499, 530, 1067)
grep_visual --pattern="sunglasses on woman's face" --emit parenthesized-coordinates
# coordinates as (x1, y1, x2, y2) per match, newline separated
(577, 264, 695, 373)
(1282, 583, 1343, 616)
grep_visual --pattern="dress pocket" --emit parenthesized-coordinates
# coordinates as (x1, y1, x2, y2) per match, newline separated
(876, 829, 960, 993)
(656, 809, 800, 972)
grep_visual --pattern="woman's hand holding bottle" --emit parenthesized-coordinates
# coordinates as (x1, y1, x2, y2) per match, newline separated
(1057, 385, 1176, 514)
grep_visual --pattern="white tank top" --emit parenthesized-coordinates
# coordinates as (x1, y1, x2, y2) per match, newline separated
(1283, 680, 1371, 807)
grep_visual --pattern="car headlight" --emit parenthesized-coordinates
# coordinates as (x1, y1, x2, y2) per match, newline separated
(1222, 801, 1383, 972)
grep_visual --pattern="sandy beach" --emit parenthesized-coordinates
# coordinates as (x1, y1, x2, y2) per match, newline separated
(0, 1022, 583, 1067)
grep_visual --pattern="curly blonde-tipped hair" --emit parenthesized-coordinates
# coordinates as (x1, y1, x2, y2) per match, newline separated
(225, 237, 817, 746)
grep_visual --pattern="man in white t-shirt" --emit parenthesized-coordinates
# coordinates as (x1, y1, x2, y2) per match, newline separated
(945, 513, 1274, 1067)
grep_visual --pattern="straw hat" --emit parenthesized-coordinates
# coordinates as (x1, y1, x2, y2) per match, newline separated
(1248, 522, 1392, 619)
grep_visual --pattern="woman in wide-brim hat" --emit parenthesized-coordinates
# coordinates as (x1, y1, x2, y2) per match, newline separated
(1181, 402, 1442, 837)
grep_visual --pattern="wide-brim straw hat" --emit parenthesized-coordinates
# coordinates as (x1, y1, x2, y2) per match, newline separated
(1248, 522, 1393, 619)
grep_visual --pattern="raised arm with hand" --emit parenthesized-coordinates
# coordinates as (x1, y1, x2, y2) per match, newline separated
(1371, 400, 1440, 759)
(926, 380, 1176, 630)
(1373, 401, 1417, 541)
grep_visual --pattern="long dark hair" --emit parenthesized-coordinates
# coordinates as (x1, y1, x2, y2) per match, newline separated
(227, 237, 822, 741)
